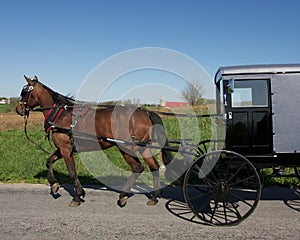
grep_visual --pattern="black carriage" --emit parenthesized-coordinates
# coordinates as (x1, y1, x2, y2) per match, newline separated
(183, 64, 300, 226)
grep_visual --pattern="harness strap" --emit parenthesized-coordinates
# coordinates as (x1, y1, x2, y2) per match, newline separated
(70, 104, 90, 129)
(44, 103, 65, 134)
(131, 113, 135, 141)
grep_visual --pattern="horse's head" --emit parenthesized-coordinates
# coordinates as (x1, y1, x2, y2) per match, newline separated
(16, 75, 48, 117)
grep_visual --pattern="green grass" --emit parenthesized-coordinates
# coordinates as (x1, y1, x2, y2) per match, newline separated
(0, 127, 172, 186)
(0, 114, 299, 188)
(0, 104, 10, 113)
(261, 168, 299, 187)
(0, 129, 98, 184)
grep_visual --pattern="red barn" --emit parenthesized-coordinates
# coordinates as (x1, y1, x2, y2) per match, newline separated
(165, 101, 188, 107)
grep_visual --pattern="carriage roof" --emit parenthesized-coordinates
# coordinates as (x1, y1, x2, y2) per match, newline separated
(215, 64, 300, 83)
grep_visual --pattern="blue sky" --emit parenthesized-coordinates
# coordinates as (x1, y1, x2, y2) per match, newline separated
(1, 0, 300, 102)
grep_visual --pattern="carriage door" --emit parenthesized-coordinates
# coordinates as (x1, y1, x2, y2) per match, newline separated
(224, 79, 272, 154)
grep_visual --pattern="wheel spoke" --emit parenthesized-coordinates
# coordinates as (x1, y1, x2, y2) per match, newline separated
(187, 187, 213, 201)
(227, 162, 247, 183)
(229, 201, 242, 219)
(228, 190, 255, 208)
(204, 176, 217, 186)
(228, 175, 258, 187)
(223, 157, 233, 181)
(190, 193, 217, 215)
(187, 183, 213, 190)
(207, 201, 228, 224)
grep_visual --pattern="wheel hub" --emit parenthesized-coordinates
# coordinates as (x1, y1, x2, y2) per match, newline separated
(214, 181, 229, 199)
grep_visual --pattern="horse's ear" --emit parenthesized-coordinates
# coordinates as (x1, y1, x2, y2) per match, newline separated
(24, 75, 33, 85)
(33, 75, 38, 81)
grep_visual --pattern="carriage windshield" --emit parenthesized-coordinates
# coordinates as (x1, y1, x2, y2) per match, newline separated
(231, 80, 268, 107)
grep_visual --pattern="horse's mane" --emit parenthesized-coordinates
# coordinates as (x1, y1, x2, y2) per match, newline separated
(38, 81, 75, 106)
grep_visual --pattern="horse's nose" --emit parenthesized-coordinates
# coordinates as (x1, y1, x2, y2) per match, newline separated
(16, 106, 20, 115)
(15, 104, 23, 116)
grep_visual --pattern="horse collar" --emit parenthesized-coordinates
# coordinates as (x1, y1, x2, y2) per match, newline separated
(44, 103, 65, 133)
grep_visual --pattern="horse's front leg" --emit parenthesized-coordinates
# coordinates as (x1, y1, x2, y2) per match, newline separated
(46, 149, 62, 195)
(62, 151, 85, 207)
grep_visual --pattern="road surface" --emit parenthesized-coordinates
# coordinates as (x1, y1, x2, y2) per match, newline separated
(0, 183, 299, 240)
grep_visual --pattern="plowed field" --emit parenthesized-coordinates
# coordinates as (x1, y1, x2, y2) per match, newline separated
(0, 112, 44, 131)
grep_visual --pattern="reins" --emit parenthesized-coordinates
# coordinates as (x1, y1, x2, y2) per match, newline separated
(152, 111, 222, 118)
(31, 103, 114, 112)
(23, 115, 53, 155)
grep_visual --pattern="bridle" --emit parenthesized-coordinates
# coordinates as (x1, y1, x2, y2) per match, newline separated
(18, 82, 38, 117)
(18, 82, 54, 154)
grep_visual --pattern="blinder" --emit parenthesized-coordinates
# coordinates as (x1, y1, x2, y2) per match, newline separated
(20, 85, 34, 100)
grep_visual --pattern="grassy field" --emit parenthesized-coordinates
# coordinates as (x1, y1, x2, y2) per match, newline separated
(0, 108, 299, 187)
(0, 104, 10, 113)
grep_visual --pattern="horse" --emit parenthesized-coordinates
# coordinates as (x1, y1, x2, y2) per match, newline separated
(16, 75, 173, 207)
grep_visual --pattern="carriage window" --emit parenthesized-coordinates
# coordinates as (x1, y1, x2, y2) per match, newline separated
(231, 80, 268, 107)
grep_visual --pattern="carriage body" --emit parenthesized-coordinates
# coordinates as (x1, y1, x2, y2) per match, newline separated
(214, 64, 300, 168)
(183, 64, 300, 226)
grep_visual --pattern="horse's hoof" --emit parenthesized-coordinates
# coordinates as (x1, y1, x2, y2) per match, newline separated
(51, 183, 60, 195)
(146, 198, 159, 206)
(117, 196, 128, 208)
(69, 200, 81, 207)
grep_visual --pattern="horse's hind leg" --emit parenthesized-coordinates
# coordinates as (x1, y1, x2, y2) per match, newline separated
(118, 151, 144, 208)
(147, 170, 162, 206)
(46, 149, 62, 195)
(140, 148, 161, 206)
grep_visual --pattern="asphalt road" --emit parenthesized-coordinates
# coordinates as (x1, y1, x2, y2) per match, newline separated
(0, 183, 299, 240)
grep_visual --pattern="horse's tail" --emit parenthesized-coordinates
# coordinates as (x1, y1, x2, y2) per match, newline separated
(148, 111, 173, 166)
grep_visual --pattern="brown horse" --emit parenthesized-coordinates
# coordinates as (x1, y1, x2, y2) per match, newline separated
(16, 75, 173, 207)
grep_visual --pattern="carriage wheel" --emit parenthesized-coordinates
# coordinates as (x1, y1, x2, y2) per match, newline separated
(183, 150, 261, 226)
(197, 140, 224, 156)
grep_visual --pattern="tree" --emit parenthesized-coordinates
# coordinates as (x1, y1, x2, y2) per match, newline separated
(7, 98, 18, 112)
(181, 80, 204, 106)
